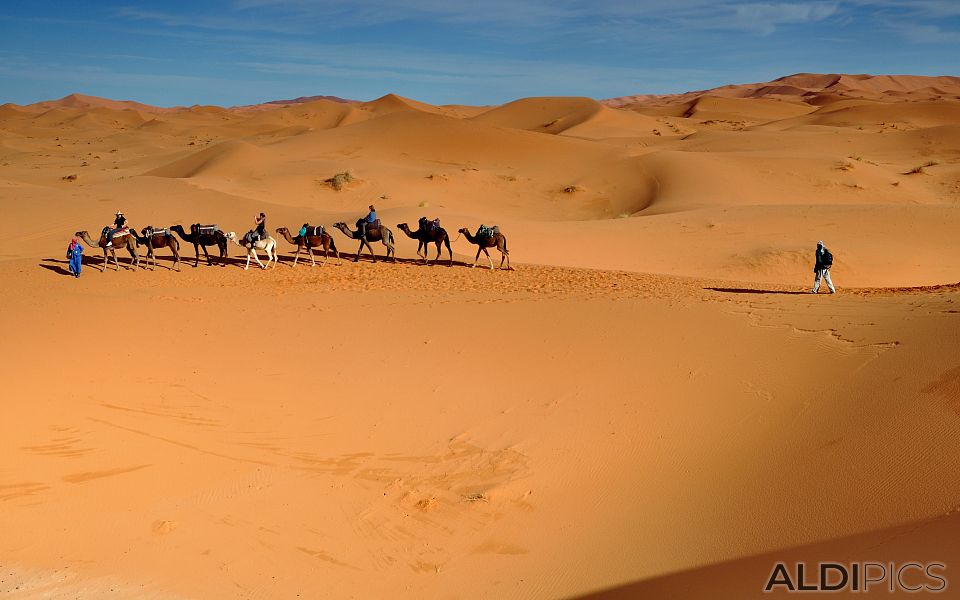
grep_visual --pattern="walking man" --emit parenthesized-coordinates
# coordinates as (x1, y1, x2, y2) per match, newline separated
(811, 240, 835, 294)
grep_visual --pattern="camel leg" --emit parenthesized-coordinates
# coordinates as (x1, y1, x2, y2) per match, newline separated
(446, 238, 453, 266)
(483, 247, 493, 270)
(472, 246, 482, 268)
(201, 244, 212, 266)
(193, 243, 200, 267)
(266, 246, 276, 268)
(244, 251, 251, 270)
(366, 240, 377, 262)
(113, 249, 121, 271)
(308, 245, 316, 267)
(250, 248, 265, 269)
(354, 240, 363, 262)
(332, 240, 341, 266)
(292, 246, 300, 267)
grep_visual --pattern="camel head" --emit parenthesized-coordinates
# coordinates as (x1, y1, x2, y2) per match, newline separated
(225, 231, 242, 246)
(458, 227, 470, 235)
(333, 222, 347, 230)
(75, 230, 88, 239)
(276, 227, 288, 235)
(397, 223, 410, 232)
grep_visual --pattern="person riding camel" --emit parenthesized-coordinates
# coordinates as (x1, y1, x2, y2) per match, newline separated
(360, 205, 377, 241)
(248, 212, 266, 246)
(105, 210, 126, 247)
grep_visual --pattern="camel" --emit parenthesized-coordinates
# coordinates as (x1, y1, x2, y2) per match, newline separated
(276, 226, 341, 267)
(333, 220, 396, 263)
(226, 232, 278, 270)
(132, 226, 181, 271)
(397, 219, 453, 265)
(170, 224, 228, 267)
(75, 228, 140, 271)
(458, 227, 511, 270)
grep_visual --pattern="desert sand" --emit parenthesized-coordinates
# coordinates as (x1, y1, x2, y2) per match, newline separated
(1, 73, 960, 599)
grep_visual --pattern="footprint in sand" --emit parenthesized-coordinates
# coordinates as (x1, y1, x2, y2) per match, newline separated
(151, 520, 177, 535)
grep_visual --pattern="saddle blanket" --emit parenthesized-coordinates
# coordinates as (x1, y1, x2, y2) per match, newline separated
(420, 217, 441, 232)
(193, 224, 219, 234)
(305, 225, 324, 237)
(147, 228, 169, 237)
(477, 225, 499, 238)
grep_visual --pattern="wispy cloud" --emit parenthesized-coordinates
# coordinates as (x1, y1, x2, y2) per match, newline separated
(114, 1, 843, 36)
(892, 22, 960, 44)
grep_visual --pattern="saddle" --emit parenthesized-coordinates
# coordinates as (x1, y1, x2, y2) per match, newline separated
(305, 225, 324, 237)
(419, 217, 441, 233)
(357, 218, 381, 233)
(192, 223, 220, 235)
(103, 225, 130, 238)
(477, 224, 499, 239)
(145, 226, 169, 237)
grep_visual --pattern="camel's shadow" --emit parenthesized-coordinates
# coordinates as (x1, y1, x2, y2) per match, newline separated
(39, 253, 505, 274)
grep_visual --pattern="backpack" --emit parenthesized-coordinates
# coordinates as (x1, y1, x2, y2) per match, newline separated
(822, 248, 833, 267)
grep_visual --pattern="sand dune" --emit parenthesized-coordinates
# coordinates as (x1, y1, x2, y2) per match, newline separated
(604, 72, 960, 110)
(2, 73, 960, 599)
(681, 95, 815, 123)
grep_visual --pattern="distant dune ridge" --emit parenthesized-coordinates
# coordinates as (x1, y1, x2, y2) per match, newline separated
(602, 72, 960, 108)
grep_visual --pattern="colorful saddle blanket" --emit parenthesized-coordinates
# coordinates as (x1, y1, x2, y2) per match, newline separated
(103, 226, 130, 239)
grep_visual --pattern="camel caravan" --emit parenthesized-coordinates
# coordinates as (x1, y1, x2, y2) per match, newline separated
(73, 210, 511, 273)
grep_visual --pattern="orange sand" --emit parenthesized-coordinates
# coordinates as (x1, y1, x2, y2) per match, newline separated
(1, 73, 959, 599)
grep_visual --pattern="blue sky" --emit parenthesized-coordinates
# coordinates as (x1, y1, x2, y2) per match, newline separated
(1, 0, 958, 106)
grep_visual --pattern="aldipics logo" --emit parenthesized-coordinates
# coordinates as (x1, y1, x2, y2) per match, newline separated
(764, 562, 947, 593)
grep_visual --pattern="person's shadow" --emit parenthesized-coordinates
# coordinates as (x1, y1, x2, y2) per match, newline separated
(705, 287, 809, 295)
(39, 258, 77, 276)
